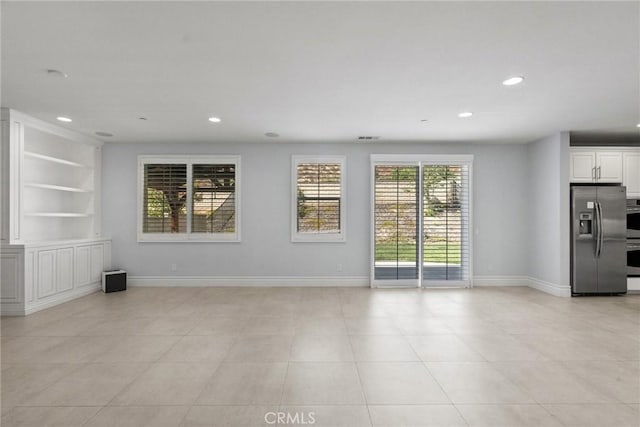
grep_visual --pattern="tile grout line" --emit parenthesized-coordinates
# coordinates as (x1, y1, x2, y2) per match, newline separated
(348, 333, 375, 427)
(421, 360, 469, 426)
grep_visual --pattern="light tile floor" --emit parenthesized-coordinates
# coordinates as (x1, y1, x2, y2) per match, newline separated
(1, 286, 639, 426)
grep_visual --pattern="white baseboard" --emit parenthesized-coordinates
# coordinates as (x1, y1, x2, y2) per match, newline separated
(128, 276, 369, 288)
(0, 303, 26, 316)
(25, 284, 102, 315)
(473, 276, 529, 287)
(526, 276, 571, 297)
(2, 284, 101, 316)
(127, 275, 573, 297)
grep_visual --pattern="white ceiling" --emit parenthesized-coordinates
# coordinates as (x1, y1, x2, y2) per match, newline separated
(1, 1, 639, 144)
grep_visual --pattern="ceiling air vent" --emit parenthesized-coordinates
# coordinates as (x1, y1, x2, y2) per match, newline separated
(357, 136, 380, 141)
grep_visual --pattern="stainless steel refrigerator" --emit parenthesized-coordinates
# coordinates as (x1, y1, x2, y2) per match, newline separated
(571, 185, 627, 295)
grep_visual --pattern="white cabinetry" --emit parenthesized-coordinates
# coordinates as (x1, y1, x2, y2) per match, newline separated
(37, 249, 57, 299)
(623, 152, 640, 197)
(1, 239, 111, 315)
(569, 151, 596, 182)
(1, 109, 111, 315)
(570, 150, 623, 183)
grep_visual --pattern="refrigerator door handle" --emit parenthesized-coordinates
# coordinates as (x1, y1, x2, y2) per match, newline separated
(595, 201, 603, 258)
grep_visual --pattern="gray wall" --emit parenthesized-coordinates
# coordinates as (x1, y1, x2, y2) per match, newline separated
(526, 133, 570, 287)
(102, 142, 529, 279)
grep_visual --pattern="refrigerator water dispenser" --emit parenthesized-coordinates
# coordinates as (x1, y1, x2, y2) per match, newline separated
(578, 212, 592, 236)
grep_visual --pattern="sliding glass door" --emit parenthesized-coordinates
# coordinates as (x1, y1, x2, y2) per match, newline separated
(373, 164, 420, 286)
(371, 156, 473, 288)
(422, 164, 471, 285)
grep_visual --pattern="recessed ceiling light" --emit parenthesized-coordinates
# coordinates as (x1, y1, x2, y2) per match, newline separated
(208, 117, 221, 123)
(139, 117, 148, 121)
(95, 131, 113, 137)
(458, 112, 473, 118)
(46, 69, 68, 78)
(264, 132, 279, 138)
(56, 116, 72, 122)
(502, 76, 524, 86)
(420, 119, 428, 122)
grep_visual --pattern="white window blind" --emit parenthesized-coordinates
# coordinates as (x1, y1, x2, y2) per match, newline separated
(192, 164, 236, 233)
(143, 164, 187, 234)
(138, 156, 240, 242)
(374, 165, 419, 281)
(422, 164, 471, 282)
(292, 156, 346, 242)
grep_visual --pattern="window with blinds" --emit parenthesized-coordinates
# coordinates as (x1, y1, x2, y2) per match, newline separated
(192, 164, 236, 233)
(138, 155, 240, 242)
(422, 165, 470, 282)
(292, 156, 346, 242)
(143, 164, 187, 233)
(374, 165, 419, 280)
(371, 155, 473, 287)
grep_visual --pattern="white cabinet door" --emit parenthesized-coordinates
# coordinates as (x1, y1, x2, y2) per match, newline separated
(75, 245, 91, 287)
(623, 152, 640, 197)
(596, 152, 623, 183)
(56, 247, 74, 292)
(90, 244, 104, 283)
(37, 249, 56, 299)
(570, 152, 596, 182)
(1, 252, 22, 303)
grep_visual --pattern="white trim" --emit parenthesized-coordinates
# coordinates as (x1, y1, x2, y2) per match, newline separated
(1, 283, 101, 316)
(371, 154, 474, 164)
(1, 108, 103, 147)
(128, 275, 368, 287)
(291, 155, 346, 243)
(526, 276, 571, 297)
(137, 155, 241, 242)
(473, 276, 529, 286)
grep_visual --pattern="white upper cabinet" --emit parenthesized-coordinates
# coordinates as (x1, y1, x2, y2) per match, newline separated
(569, 151, 596, 182)
(570, 149, 624, 184)
(623, 152, 640, 197)
(595, 151, 623, 183)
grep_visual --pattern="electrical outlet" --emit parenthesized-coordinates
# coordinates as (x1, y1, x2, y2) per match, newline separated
(337, 263, 343, 272)
(171, 263, 177, 272)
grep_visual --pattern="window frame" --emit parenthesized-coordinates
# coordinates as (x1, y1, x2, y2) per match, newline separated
(137, 155, 241, 242)
(291, 155, 346, 243)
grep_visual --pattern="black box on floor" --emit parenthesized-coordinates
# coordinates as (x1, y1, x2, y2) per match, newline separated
(102, 270, 126, 293)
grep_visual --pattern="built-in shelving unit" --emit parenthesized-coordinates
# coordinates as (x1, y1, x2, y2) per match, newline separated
(24, 183, 91, 193)
(24, 212, 93, 218)
(24, 151, 92, 169)
(2, 109, 102, 242)
(1, 108, 110, 316)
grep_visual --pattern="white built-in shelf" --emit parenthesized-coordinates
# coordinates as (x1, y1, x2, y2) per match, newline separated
(24, 212, 93, 218)
(24, 151, 92, 169)
(25, 183, 92, 193)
